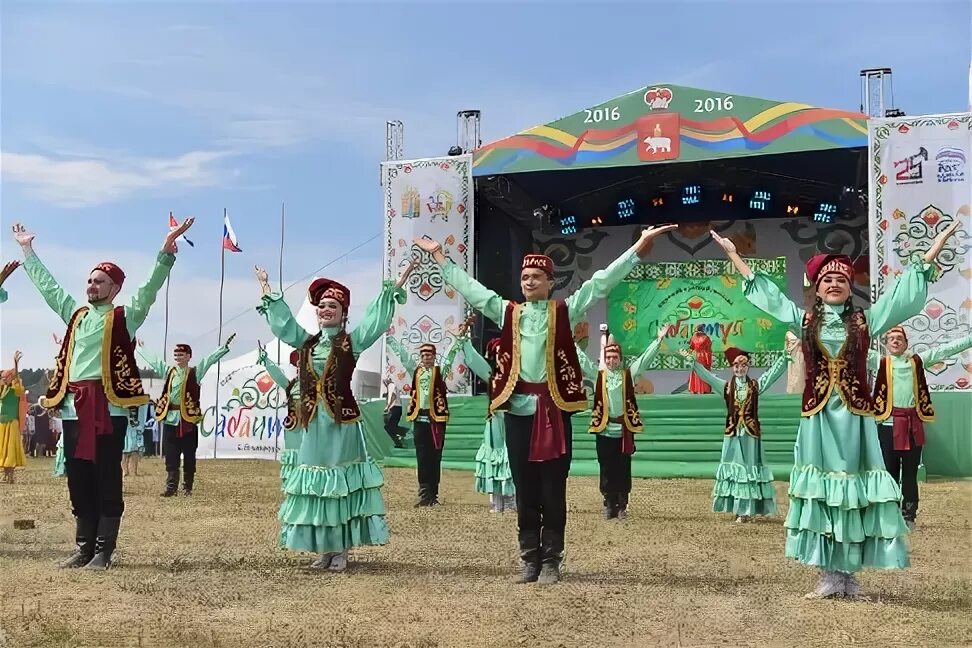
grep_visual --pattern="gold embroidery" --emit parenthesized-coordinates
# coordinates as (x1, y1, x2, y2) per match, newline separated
(101, 308, 149, 408)
(42, 308, 86, 409)
(545, 301, 587, 413)
(489, 304, 521, 415)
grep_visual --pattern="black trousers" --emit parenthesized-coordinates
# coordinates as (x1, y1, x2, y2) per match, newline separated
(878, 424, 922, 520)
(505, 410, 573, 560)
(384, 405, 403, 440)
(412, 420, 443, 498)
(62, 416, 127, 520)
(595, 434, 632, 511)
(163, 424, 199, 489)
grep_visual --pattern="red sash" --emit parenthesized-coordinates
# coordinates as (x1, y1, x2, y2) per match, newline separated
(68, 380, 113, 462)
(608, 416, 636, 455)
(514, 381, 567, 462)
(891, 407, 925, 451)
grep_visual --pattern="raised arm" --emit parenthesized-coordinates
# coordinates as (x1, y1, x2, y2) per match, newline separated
(385, 335, 417, 374)
(13, 224, 77, 324)
(135, 341, 168, 377)
(195, 334, 234, 380)
(349, 263, 414, 353)
(919, 332, 972, 365)
(865, 253, 936, 337)
(125, 252, 176, 333)
(460, 338, 492, 383)
(679, 348, 726, 390)
(756, 352, 790, 394)
(256, 343, 292, 390)
(628, 324, 674, 378)
(566, 224, 677, 324)
(575, 343, 599, 382)
(413, 238, 505, 326)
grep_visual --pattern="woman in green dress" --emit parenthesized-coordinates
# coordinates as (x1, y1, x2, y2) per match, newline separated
(256, 345, 303, 486)
(680, 346, 788, 523)
(254, 262, 412, 572)
(710, 222, 959, 600)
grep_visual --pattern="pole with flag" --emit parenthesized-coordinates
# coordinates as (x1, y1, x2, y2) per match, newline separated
(213, 209, 243, 459)
(275, 203, 285, 460)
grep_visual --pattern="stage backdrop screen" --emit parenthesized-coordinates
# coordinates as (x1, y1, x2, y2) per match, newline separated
(607, 256, 789, 369)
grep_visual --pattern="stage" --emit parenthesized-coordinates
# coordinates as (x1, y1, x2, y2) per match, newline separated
(363, 392, 972, 479)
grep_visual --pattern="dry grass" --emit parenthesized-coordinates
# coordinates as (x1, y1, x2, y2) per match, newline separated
(0, 458, 970, 648)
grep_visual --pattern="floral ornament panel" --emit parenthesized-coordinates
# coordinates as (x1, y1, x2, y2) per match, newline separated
(893, 206, 970, 276)
(905, 299, 968, 376)
(534, 229, 611, 293)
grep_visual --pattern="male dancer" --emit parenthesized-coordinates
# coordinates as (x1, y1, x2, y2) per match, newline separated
(871, 326, 972, 529)
(413, 224, 675, 584)
(0, 260, 20, 303)
(138, 336, 234, 496)
(576, 324, 672, 519)
(386, 336, 461, 506)
(12, 219, 194, 570)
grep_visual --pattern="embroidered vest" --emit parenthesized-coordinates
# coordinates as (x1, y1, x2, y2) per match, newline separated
(44, 306, 148, 409)
(488, 300, 587, 416)
(282, 378, 299, 431)
(405, 365, 449, 423)
(589, 368, 643, 434)
(800, 311, 872, 417)
(154, 365, 202, 423)
(297, 331, 360, 427)
(872, 354, 935, 422)
(724, 376, 761, 437)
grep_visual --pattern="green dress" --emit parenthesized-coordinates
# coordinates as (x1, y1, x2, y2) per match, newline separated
(257, 349, 303, 485)
(453, 337, 514, 497)
(52, 432, 66, 477)
(690, 354, 788, 517)
(743, 257, 933, 572)
(257, 282, 404, 555)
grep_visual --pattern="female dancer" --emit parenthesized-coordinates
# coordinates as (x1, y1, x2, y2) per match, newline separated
(711, 221, 960, 599)
(254, 261, 413, 572)
(121, 403, 147, 477)
(0, 351, 27, 483)
(680, 345, 788, 523)
(256, 344, 303, 485)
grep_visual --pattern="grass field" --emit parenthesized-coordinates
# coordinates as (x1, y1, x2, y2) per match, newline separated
(1, 457, 970, 647)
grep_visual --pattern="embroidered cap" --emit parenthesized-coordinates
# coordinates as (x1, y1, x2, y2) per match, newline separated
(92, 262, 125, 288)
(308, 278, 351, 311)
(724, 347, 751, 365)
(419, 343, 437, 354)
(805, 254, 854, 286)
(522, 254, 554, 277)
(885, 325, 908, 342)
(604, 343, 622, 357)
(174, 343, 192, 355)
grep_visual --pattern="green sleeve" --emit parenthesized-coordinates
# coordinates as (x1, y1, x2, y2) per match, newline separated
(867, 349, 881, 373)
(125, 252, 176, 334)
(691, 360, 726, 391)
(22, 253, 77, 325)
(386, 335, 417, 374)
(0, 288, 6, 304)
(440, 336, 463, 373)
(574, 344, 599, 382)
(256, 292, 313, 349)
(742, 272, 805, 328)
(196, 345, 231, 380)
(349, 281, 406, 354)
(566, 249, 640, 325)
(256, 349, 291, 389)
(136, 347, 168, 377)
(756, 352, 789, 394)
(919, 333, 972, 365)
(440, 260, 505, 326)
(865, 253, 933, 337)
(628, 337, 663, 378)
(461, 338, 492, 382)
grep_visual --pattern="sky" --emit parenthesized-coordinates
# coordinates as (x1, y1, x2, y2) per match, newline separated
(1, 0, 970, 371)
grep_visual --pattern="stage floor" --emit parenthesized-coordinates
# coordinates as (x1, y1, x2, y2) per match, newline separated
(362, 393, 972, 479)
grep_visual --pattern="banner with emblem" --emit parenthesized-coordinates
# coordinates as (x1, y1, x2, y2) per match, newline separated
(381, 155, 475, 396)
(869, 112, 972, 390)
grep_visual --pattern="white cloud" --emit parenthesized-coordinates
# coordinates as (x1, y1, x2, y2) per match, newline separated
(1, 150, 238, 207)
(0, 243, 386, 376)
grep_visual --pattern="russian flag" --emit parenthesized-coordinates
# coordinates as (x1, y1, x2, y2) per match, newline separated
(223, 214, 242, 252)
(168, 213, 194, 247)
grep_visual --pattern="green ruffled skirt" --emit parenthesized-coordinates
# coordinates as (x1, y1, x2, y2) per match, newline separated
(474, 416, 515, 497)
(784, 400, 910, 573)
(711, 431, 776, 516)
(278, 428, 304, 485)
(277, 415, 389, 554)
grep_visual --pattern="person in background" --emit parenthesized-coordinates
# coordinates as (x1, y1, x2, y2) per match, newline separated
(0, 352, 27, 484)
(122, 403, 147, 477)
(143, 401, 156, 456)
(382, 376, 405, 448)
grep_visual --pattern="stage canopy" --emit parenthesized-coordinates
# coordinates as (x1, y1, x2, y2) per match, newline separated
(472, 84, 867, 177)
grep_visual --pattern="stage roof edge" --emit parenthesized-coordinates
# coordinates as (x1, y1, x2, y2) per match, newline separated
(472, 83, 868, 177)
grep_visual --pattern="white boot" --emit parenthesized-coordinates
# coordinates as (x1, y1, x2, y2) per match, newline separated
(488, 493, 501, 513)
(309, 552, 337, 569)
(328, 551, 348, 572)
(805, 570, 844, 599)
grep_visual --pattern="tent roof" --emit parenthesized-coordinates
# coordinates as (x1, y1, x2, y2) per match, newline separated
(472, 83, 867, 176)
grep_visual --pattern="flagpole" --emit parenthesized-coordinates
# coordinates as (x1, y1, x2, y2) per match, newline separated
(213, 208, 227, 459)
(275, 202, 285, 460)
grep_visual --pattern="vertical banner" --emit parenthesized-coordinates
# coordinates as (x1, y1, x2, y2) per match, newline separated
(869, 112, 972, 390)
(381, 155, 475, 395)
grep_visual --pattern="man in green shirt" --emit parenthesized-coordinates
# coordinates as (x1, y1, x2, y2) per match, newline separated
(12, 218, 194, 570)
(137, 336, 234, 497)
(0, 260, 20, 304)
(413, 224, 675, 584)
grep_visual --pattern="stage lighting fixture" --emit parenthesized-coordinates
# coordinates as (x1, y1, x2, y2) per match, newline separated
(617, 198, 636, 220)
(652, 196, 665, 207)
(722, 193, 734, 203)
(749, 190, 772, 211)
(812, 202, 838, 224)
(681, 184, 702, 206)
(559, 214, 578, 235)
(786, 204, 800, 215)
(590, 216, 604, 226)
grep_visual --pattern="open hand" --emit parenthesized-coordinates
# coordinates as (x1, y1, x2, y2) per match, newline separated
(710, 230, 736, 254)
(11, 223, 35, 250)
(163, 217, 195, 254)
(395, 259, 418, 289)
(456, 313, 476, 337)
(412, 238, 442, 254)
(923, 219, 963, 264)
(639, 224, 678, 243)
(677, 348, 692, 358)
(13, 351, 22, 365)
